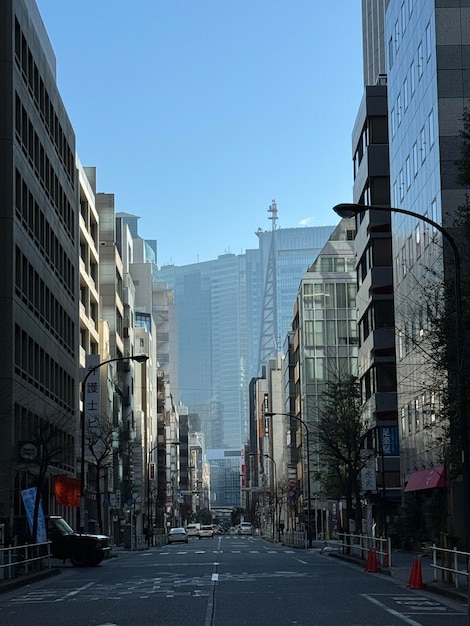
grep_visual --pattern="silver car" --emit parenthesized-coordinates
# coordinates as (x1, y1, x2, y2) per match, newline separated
(168, 527, 188, 544)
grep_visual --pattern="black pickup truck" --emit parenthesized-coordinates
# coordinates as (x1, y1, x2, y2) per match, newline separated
(47, 516, 111, 566)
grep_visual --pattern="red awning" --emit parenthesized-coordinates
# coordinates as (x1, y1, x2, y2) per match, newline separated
(404, 465, 446, 493)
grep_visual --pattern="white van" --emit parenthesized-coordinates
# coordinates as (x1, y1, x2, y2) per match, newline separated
(186, 523, 200, 537)
(239, 522, 253, 535)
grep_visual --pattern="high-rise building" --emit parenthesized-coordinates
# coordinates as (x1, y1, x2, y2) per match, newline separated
(157, 223, 334, 452)
(385, 0, 469, 538)
(348, 0, 401, 535)
(349, 0, 469, 540)
(0, 0, 79, 531)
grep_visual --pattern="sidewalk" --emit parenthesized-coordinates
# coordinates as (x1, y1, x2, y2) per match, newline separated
(321, 543, 468, 604)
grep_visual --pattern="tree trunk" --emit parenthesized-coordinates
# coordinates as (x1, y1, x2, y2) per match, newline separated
(95, 464, 103, 534)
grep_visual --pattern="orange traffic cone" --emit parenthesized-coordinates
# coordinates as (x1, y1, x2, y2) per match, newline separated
(365, 548, 378, 572)
(408, 556, 424, 589)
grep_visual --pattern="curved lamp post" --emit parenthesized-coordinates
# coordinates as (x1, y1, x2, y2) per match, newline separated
(264, 453, 279, 542)
(333, 203, 468, 544)
(264, 412, 312, 548)
(80, 353, 149, 532)
(250, 452, 278, 541)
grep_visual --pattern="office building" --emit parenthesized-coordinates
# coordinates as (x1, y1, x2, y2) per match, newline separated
(0, 0, 79, 531)
(289, 219, 358, 529)
(384, 0, 469, 537)
(348, 0, 401, 534)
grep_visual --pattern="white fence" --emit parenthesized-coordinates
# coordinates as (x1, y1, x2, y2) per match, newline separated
(0, 542, 52, 581)
(431, 545, 470, 589)
(338, 532, 392, 567)
(282, 530, 308, 548)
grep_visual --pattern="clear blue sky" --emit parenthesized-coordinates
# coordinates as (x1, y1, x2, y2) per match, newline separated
(35, 1, 364, 266)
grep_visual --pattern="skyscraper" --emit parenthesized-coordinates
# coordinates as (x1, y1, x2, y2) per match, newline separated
(157, 221, 334, 461)
(385, 0, 469, 532)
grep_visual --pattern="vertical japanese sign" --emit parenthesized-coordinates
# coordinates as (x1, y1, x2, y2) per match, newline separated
(85, 355, 101, 438)
(379, 426, 399, 456)
(361, 449, 377, 491)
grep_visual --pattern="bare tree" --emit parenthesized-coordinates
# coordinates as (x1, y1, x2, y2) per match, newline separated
(20, 413, 74, 543)
(314, 375, 368, 532)
(86, 413, 119, 534)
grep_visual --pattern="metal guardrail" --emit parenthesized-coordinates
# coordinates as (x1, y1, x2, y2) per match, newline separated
(431, 545, 470, 589)
(282, 530, 307, 548)
(0, 542, 52, 581)
(338, 532, 392, 567)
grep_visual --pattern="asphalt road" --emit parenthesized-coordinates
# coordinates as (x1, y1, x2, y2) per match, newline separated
(0, 534, 467, 625)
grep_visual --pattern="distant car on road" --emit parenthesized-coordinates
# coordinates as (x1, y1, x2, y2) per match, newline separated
(186, 523, 200, 537)
(238, 522, 253, 535)
(168, 527, 189, 544)
(198, 525, 214, 539)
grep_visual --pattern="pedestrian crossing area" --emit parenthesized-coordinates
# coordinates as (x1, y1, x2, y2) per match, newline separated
(1, 569, 313, 605)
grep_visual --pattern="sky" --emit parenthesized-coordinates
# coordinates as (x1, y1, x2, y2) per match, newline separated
(35, 1, 364, 267)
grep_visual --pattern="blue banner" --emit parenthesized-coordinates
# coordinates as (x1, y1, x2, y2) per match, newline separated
(21, 487, 48, 543)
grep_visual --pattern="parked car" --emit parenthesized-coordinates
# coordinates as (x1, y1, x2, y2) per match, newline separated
(198, 525, 214, 539)
(168, 527, 189, 544)
(47, 516, 111, 566)
(239, 522, 253, 535)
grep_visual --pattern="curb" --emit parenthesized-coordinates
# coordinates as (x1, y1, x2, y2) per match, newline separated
(0, 567, 61, 594)
(327, 551, 468, 604)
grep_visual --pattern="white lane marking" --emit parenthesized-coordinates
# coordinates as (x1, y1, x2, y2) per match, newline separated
(296, 559, 307, 564)
(62, 582, 94, 598)
(362, 594, 422, 626)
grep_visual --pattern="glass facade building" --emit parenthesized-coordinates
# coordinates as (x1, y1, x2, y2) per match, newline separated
(157, 225, 334, 457)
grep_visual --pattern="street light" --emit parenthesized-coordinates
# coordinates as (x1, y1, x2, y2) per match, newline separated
(80, 353, 149, 532)
(249, 452, 278, 541)
(333, 202, 468, 545)
(264, 412, 312, 548)
(147, 443, 158, 546)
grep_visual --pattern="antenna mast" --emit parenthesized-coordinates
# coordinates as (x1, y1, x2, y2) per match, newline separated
(258, 200, 279, 373)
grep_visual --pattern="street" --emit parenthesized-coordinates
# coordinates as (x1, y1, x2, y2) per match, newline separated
(0, 535, 466, 626)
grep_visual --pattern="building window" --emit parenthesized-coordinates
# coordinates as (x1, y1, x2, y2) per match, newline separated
(401, 2, 407, 34)
(415, 225, 421, 258)
(425, 22, 432, 60)
(417, 41, 424, 79)
(394, 20, 400, 53)
(410, 61, 416, 96)
(412, 141, 419, 177)
(428, 109, 435, 147)
(420, 126, 426, 163)
(399, 169, 405, 201)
